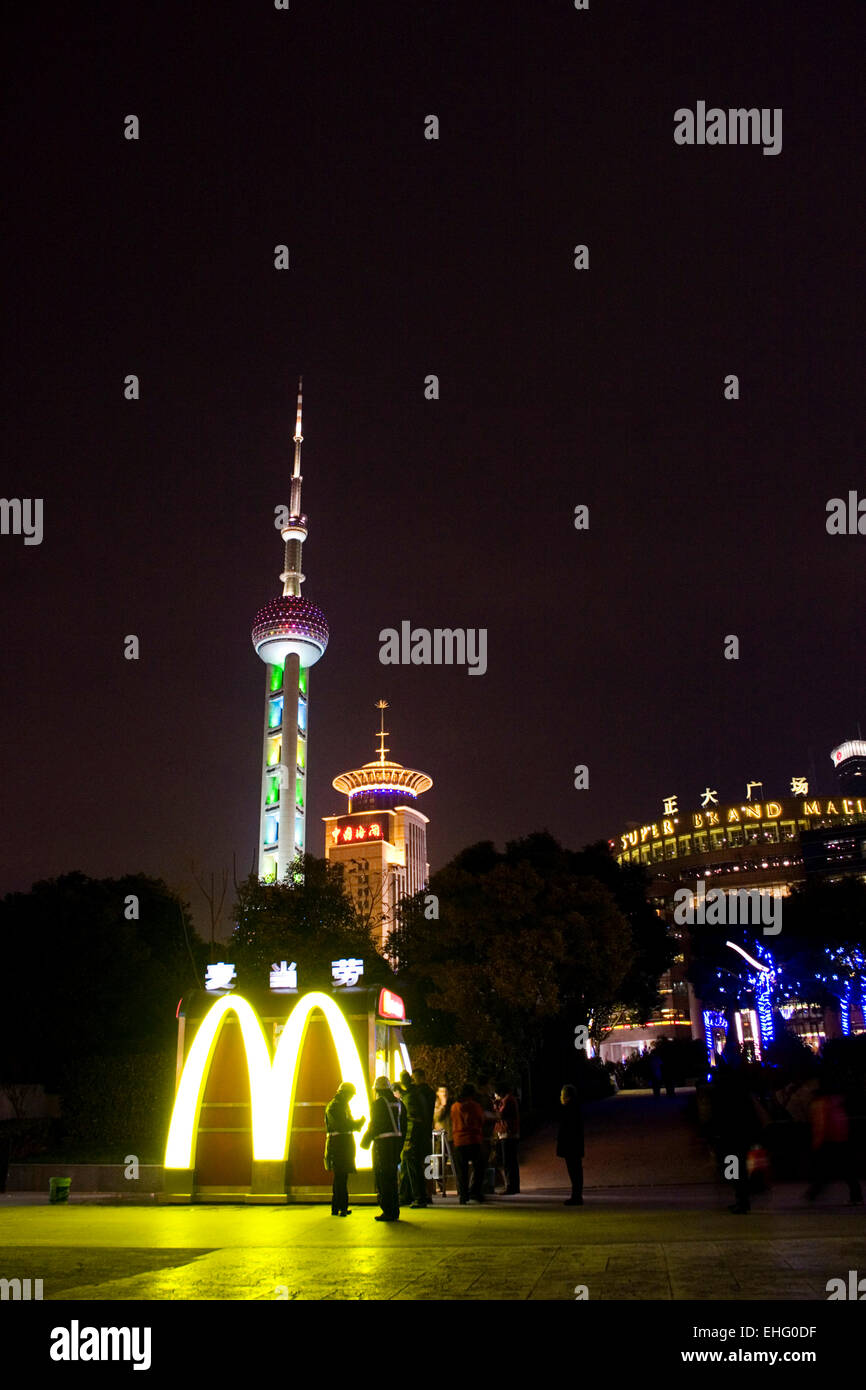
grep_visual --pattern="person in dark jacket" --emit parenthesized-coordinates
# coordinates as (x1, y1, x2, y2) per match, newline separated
(711, 1062, 761, 1214)
(413, 1069, 438, 1201)
(412, 1068, 437, 1120)
(361, 1077, 405, 1221)
(557, 1084, 585, 1205)
(324, 1081, 365, 1216)
(494, 1080, 521, 1194)
(396, 1070, 432, 1208)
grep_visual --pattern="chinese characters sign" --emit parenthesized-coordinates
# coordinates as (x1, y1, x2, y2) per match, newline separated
(205, 959, 366, 992)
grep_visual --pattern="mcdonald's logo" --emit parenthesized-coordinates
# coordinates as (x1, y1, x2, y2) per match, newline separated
(164, 991, 373, 1171)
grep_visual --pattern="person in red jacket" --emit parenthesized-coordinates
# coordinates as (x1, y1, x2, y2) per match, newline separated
(450, 1083, 486, 1204)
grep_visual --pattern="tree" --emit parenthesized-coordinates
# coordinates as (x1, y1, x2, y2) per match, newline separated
(388, 833, 672, 1076)
(778, 877, 866, 1010)
(229, 854, 390, 991)
(686, 875, 866, 1020)
(0, 871, 205, 1086)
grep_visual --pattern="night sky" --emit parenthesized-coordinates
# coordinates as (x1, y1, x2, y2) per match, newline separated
(3, 1, 864, 935)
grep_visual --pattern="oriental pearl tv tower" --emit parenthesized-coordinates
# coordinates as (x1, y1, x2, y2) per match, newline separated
(251, 379, 329, 881)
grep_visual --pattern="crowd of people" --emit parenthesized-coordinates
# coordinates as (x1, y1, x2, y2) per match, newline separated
(323, 1045, 865, 1219)
(324, 1070, 525, 1220)
(704, 1049, 864, 1214)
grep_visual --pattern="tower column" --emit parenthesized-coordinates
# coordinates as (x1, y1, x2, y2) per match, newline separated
(281, 652, 302, 876)
(252, 378, 326, 882)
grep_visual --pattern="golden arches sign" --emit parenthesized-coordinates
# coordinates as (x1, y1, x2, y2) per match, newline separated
(164, 991, 372, 1171)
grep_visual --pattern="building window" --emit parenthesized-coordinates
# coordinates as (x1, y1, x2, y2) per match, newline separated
(652, 842, 664, 863)
(727, 826, 743, 847)
(779, 820, 796, 842)
(677, 834, 692, 856)
(693, 832, 708, 854)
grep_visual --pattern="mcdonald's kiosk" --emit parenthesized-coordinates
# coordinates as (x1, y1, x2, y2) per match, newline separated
(163, 981, 411, 1203)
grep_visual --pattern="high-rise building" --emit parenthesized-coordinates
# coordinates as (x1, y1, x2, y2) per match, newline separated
(608, 770, 866, 1063)
(831, 739, 866, 795)
(251, 380, 329, 881)
(324, 702, 432, 954)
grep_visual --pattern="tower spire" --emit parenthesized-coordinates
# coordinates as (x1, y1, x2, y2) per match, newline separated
(375, 699, 389, 765)
(292, 375, 303, 473)
(281, 376, 308, 597)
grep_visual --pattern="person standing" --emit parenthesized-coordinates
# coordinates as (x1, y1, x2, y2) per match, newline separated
(711, 1063, 761, 1214)
(396, 1070, 431, 1209)
(475, 1075, 497, 1189)
(413, 1068, 437, 1121)
(360, 1077, 405, 1222)
(557, 1084, 585, 1205)
(649, 1050, 663, 1100)
(433, 1085, 453, 1196)
(413, 1068, 437, 1203)
(805, 1078, 863, 1205)
(324, 1081, 365, 1217)
(494, 1080, 521, 1194)
(451, 1083, 486, 1204)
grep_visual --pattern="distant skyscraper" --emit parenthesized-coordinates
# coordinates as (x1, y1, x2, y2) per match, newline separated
(831, 739, 866, 796)
(324, 702, 432, 954)
(251, 380, 329, 881)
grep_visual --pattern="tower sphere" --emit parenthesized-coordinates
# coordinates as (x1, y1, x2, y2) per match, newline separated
(251, 595, 329, 668)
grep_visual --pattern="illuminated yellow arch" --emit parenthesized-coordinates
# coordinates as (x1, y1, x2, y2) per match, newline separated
(270, 992, 371, 1168)
(164, 992, 372, 1171)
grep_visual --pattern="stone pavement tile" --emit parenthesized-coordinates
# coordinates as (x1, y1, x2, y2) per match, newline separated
(543, 1254, 612, 1276)
(445, 1292, 531, 1300)
(605, 1246, 665, 1269)
(396, 1275, 492, 1295)
(0, 1246, 206, 1298)
(595, 1274, 672, 1294)
(737, 1285, 823, 1300)
(391, 1284, 505, 1295)
(668, 1274, 740, 1297)
(595, 1286, 669, 1301)
(529, 1285, 591, 1301)
(443, 1282, 538, 1299)
(60, 1247, 429, 1301)
(735, 1275, 826, 1293)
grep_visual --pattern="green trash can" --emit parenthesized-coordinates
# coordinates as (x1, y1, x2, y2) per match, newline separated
(49, 1177, 71, 1204)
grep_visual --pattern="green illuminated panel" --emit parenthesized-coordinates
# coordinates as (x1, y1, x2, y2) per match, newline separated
(266, 776, 281, 806)
(270, 665, 284, 693)
(299, 667, 308, 695)
(297, 739, 305, 770)
(296, 777, 304, 810)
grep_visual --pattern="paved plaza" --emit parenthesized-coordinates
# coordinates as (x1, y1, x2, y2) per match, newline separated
(2, 1091, 863, 1301)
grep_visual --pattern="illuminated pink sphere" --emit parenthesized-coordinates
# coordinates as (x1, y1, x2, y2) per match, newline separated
(251, 596, 329, 668)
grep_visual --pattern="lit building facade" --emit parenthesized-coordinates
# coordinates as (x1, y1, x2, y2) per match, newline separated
(324, 702, 431, 954)
(251, 380, 329, 881)
(831, 738, 866, 796)
(606, 775, 866, 1064)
